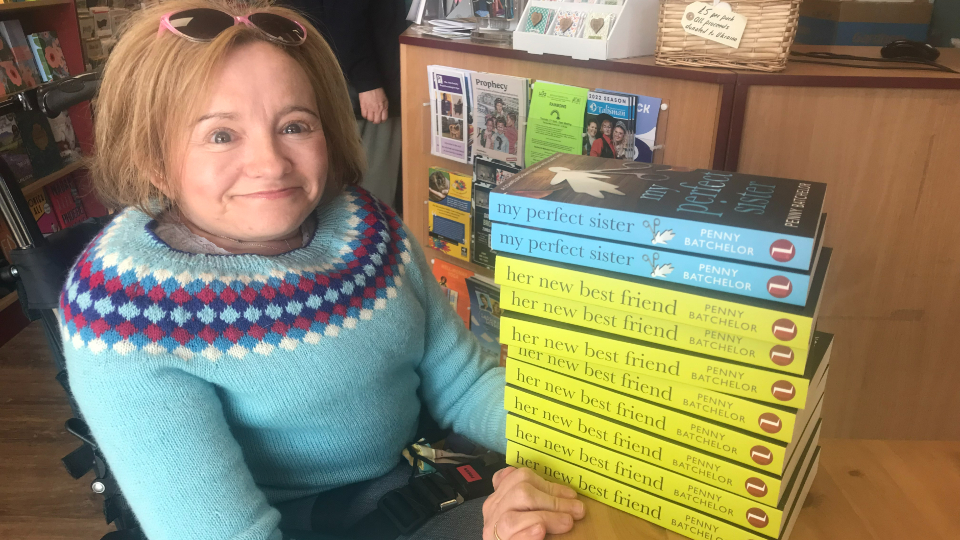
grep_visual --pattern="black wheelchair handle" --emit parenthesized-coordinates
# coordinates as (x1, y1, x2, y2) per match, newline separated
(38, 72, 101, 118)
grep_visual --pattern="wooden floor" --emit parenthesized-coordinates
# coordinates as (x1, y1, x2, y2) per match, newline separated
(3, 321, 959, 540)
(0, 322, 111, 540)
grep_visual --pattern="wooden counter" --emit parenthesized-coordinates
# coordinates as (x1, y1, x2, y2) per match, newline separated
(400, 29, 960, 441)
(548, 439, 960, 540)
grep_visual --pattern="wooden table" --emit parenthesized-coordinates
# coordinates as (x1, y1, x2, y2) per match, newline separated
(547, 439, 960, 540)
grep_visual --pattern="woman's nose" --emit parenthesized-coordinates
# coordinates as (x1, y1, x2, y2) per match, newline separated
(244, 133, 291, 178)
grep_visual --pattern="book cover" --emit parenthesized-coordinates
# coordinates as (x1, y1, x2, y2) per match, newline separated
(27, 191, 60, 235)
(0, 112, 34, 186)
(0, 30, 25, 96)
(502, 310, 832, 408)
(507, 334, 831, 441)
(430, 257, 473, 328)
(28, 31, 70, 83)
(583, 91, 635, 160)
(525, 82, 588, 166)
(492, 221, 818, 306)
(428, 66, 470, 163)
(507, 426, 822, 540)
(465, 275, 502, 355)
(506, 384, 825, 506)
(428, 167, 472, 262)
(472, 158, 521, 270)
(506, 359, 793, 468)
(495, 244, 830, 351)
(596, 89, 662, 163)
(0, 20, 41, 89)
(502, 286, 811, 374)
(14, 108, 63, 178)
(48, 112, 82, 163)
(45, 175, 88, 229)
(507, 414, 820, 533)
(471, 73, 528, 166)
(489, 154, 827, 271)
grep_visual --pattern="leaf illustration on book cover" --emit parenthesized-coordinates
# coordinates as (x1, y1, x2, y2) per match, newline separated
(651, 263, 674, 278)
(652, 229, 675, 245)
(548, 167, 625, 199)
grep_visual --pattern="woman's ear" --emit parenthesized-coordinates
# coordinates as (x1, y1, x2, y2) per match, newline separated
(149, 169, 173, 200)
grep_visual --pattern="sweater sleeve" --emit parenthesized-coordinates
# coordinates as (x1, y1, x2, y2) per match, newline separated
(405, 236, 507, 453)
(66, 350, 283, 540)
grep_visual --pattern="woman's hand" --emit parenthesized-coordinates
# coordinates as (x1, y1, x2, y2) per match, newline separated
(359, 88, 389, 124)
(482, 467, 586, 540)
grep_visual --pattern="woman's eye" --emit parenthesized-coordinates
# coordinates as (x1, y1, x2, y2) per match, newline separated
(211, 131, 232, 144)
(283, 122, 308, 135)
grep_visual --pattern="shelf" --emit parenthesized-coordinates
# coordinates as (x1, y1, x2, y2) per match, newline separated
(0, 290, 18, 312)
(0, 0, 72, 13)
(21, 160, 86, 197)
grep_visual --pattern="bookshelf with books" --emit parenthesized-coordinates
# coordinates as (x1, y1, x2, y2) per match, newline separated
(0, 0, 96, 342)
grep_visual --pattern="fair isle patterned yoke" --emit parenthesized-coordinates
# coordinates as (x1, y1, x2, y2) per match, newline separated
(60, 187, 412, 361)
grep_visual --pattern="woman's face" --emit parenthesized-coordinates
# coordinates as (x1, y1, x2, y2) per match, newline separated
(486, 119, 494, 131)
(613, 126, 625, 143)
(586, 121, 597, 137)
(171, 42, 327, 242)
(601, 120, 612, 136)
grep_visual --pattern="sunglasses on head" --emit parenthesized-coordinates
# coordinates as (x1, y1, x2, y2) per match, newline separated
(158, 8, 306, 45)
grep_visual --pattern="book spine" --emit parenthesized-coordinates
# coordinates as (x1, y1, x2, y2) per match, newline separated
(501, 315, 811, 407)
(509, 347, 799, 440)
(492, 223, 810, 306)
(488, 191, 815, 271)
(506, 387, 783, 505)
(507, 360, 788, 471)
(507, 415, 785, 531)
(503, 287, 808, 375)
(508, 442, 764, 540)
(495, 255, 814, 346)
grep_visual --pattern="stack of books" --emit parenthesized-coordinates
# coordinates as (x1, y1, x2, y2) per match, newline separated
(491, 154, 831, 540)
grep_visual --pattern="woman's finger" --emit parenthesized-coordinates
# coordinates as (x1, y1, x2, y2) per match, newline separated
(501, 482, 586, 517)
(492, 466, 518, 490)
(494, 467, 578, 501)
(493, 509, 576, 540)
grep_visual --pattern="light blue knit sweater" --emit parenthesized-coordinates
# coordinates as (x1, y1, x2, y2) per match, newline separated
(60, 187, 506, 540)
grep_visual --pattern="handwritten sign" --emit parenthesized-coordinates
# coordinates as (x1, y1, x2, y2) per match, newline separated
(682, 1, 747, 48)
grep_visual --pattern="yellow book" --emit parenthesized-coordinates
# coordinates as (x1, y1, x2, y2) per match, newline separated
(495, 251, 830, 350)
(505, 385, 825, 506)
(503, 285, 809, 374)
(427, 167, 472, 261)
(506, 331, 830, 441)
(507, 359, 792, 469)
(507, 414, 823, 534)
(508, 441, 822, 540)
(502, 313, 826, 407)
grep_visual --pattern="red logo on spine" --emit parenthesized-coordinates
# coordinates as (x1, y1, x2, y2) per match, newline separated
(771, 318, 798, 341)
(767, 276, 793, 298)
(758, 413, 783, 434)
(769, 345, 795, 366)
(745, 478, 769, 498)
(750, 445, 774, 466)
(771, 381, 797, 401)
(747, 507, 770, 528)
(770, 240, 796, 262)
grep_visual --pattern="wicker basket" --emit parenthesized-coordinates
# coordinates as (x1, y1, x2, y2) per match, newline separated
(655, 0, 802, 72)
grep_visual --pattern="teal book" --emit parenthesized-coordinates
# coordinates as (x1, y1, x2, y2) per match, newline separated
(28, 31, 70, 83)
(489, 154, 826, 271)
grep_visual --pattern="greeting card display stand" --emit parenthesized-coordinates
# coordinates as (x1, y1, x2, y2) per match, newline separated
(513, 0, 660, 61)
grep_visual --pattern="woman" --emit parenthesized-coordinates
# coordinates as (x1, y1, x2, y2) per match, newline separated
(61, 2, 584, 540)
(612, 122, 628, 160)
(582, 119, 597, 155)
(589, 117, 616, 158)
